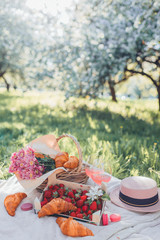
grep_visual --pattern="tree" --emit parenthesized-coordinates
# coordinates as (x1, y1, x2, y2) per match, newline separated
(0, 0, 43, 91)
(114, 0, 160, 110)
(53, 0, 160, 109)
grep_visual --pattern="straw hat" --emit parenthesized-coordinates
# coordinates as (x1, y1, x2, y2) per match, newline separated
(110, 176, 160, 212)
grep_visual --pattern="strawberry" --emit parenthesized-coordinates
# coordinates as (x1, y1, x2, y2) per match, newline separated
(73, 189, 77, 194)
(65, 198, 72, 203)
(48, 185, 54, 190)
(48, 197, 53, 202)
(75, 194, 80, 201)
(82, 205, 88, 212)
(80, 195, 87, 201)
(52, 189, 58, 193)
(76, 208, 81, 213)
(68, 191, 75, 198)
(44, 190, 52, 198)
(70, 212, 76, 217)
(41, 199, 48, 207)
(59, 184, 64, 188)
(76, 213, 83, 219)
(90, 201, 97, 211)
(58, 188, 65, 196)
(87, 210, 92, 215)
(96, 199, 102, 210)
(82, 190, 88, 195)
(97, 203, 102, 210)
(53, 185, 59, 190)
(84, 201, 89, 206)
(76, 199, 84, 208)
(89, 214, 92, 221)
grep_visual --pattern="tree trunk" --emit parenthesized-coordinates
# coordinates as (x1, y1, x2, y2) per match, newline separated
(2, 76, 10, 92)
(108, 81, 117, 102)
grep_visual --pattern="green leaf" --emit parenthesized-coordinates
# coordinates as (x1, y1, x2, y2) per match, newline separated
(101, 193, 110, 201)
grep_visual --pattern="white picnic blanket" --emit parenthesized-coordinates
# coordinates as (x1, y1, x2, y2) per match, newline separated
(0, 175, 160, 240)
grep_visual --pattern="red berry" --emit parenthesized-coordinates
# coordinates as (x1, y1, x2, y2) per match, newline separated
(82, 205, 88, 212)
(70, 212, 76, 217)
(44, 190, 52, 198)
(48, 185, 54, 190)
(76, 213, 83, 219)
(59, 184, 64, 188)
(41, 199, 48, 207)
(82, 190, 88, 195)
(73, 189, 77, 194)
(68, 191, 75, 198)
(76, 199, 84, 208)
(97, 203, 102, 210)
(53, 185, 59, 190)
(84, 201, 89, 206)
(75, 194, 80, 201)
(83, 212, 87, 216)
(87, 210, 92, 215)
(58, 189, 65, 196)
(90, 201, 97, 211)
(65, 198, 72, 203)
(77, 208, 81, 213)
(80, 195, 87, 201)
(89, 214, 92, 220)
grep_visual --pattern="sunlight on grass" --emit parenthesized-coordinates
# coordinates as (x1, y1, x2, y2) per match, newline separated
(0, 91, 159, 185)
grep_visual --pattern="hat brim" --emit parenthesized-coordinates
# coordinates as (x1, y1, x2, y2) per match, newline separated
(110, 187, 160, 213)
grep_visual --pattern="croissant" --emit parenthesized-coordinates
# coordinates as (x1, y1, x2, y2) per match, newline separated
(4, 192, 27, 216)
(38, 198, 77, 218)
(55, 152, 69, 168)
(56, 217, 94, 237)
(63, 156, 79, 169)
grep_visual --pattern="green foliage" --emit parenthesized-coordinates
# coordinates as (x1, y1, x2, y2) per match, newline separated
(0, 91, 159, 186)
(35, 153, 56, 173)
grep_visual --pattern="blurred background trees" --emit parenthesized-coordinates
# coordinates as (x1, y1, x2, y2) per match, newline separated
(0, 0, 160, 109)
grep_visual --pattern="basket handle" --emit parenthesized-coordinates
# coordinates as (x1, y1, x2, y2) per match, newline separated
(56, 134, 82, 172)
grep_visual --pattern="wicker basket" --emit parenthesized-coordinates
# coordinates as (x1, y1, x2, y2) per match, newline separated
(36, 134, 89, 192)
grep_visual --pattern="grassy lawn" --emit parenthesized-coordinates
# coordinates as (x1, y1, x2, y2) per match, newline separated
(0, 90, 160, 185)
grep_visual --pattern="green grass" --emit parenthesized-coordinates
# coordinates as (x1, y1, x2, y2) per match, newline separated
(0, 90, 160, 185)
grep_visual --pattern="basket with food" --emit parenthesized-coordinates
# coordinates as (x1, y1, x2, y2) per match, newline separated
(9, 134, 89, 193)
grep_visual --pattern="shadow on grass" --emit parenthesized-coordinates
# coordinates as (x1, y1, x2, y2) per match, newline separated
(0, 96, 160, 182)
(0, 103, 159, 144)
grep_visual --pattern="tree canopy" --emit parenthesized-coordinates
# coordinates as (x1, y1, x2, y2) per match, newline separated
(0, 0, 160, 109)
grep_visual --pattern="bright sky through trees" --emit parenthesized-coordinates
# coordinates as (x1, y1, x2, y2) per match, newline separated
(26, 0, 75, 23)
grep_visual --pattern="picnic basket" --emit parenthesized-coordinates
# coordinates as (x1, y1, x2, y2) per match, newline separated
(36, 134, 89, 192)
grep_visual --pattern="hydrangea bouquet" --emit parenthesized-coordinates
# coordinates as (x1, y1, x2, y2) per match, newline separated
(9, 147, 56, 180)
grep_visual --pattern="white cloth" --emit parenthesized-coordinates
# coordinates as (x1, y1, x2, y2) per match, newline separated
(0, 175, 160, 240)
